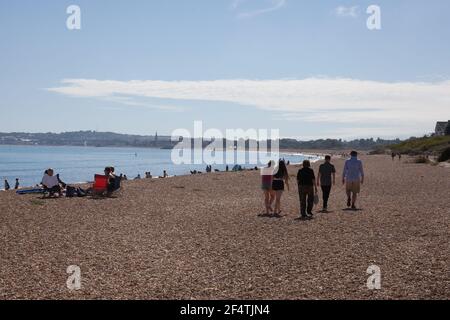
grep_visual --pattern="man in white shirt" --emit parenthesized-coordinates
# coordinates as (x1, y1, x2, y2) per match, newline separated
(41, 168, 63, 197)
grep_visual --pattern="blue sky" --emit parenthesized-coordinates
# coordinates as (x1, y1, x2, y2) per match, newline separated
(0, 0, 449, 139)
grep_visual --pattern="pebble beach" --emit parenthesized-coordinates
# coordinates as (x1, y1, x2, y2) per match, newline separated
(0, 154, 449, 299)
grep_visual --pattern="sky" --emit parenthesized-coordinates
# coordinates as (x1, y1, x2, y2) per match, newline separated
(0, 0, 449, 140)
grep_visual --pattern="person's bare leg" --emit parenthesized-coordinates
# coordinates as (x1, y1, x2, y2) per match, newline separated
(346, 190, 352, 207)
(352, 193, 358, 208)
(269, 190, 276, 214)
(264, 191, 271, 214)
(275, 191, 282, 215)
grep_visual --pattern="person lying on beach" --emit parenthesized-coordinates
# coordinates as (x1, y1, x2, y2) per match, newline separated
(41, 169, 63, 197)
(4, 179, 10, 191)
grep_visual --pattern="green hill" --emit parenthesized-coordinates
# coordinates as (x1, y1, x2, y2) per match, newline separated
(389, 135, 450, 154)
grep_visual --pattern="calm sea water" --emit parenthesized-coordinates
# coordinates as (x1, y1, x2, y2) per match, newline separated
(0, 145, 316, 188)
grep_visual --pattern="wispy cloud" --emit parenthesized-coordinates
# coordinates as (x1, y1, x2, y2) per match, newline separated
(81, 93, 186, 112)
(47, 77, 450, 137)
(335, 6, 359, 18)
(232, 0, 286, 19)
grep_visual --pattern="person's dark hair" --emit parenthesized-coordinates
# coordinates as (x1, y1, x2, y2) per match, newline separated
(303, 160, 311, 168)
(274, 160, 288, 179)
(350, 151, 358, 157)
(325, 155, 331, 161)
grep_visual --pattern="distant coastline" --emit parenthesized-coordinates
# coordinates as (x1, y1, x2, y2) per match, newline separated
(0, 130, 401, 151)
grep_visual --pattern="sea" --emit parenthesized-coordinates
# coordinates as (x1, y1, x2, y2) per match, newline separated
(0, 145, 320, 189)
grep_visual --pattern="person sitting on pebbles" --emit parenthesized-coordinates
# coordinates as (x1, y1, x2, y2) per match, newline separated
(41, 168, 64, 197)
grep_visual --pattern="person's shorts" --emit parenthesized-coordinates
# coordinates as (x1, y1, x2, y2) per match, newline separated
(261, 182, 272, 191)
(346, 180, 361, 193)
(261, 175, 273, 191)
(272, 179, 285, 191)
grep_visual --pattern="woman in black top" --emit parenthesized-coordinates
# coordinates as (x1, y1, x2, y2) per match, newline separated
(271, 160, 290, 216)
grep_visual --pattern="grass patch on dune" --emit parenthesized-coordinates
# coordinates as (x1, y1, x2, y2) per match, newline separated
(389, 135, 450, 155)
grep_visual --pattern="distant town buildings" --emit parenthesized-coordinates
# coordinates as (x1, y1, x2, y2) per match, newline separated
(435, 121, 450, 136)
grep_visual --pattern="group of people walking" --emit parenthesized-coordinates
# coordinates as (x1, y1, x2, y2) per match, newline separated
(261, 151, 364, 219)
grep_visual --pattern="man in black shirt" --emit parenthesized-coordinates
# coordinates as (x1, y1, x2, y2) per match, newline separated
(317, 155, 336, 212)
(297, 160, 317, 219)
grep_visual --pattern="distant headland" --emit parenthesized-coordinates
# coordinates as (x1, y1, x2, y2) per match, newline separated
(0, 130, 404, 150)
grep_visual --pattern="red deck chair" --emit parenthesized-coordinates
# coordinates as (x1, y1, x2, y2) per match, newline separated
(93, 174, 109, 195)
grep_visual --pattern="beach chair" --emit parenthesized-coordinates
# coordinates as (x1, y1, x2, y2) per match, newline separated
(92, 174, 109, 196)
(92, 174, 123, 197)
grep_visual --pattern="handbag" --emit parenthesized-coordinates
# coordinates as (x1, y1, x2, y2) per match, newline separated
(313, 193, 319, 205)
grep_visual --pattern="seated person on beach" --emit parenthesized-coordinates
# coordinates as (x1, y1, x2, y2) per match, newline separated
(159, 170, 168, 178)
(4, 179, 10, 191)
(105, 167, 117, 192)
(41, 169, 63, 197)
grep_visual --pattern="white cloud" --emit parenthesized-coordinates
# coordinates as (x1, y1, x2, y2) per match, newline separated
(335, 6, 359, 18)
(47, 77, 450, 137)
(98, 96, 185, 112)
(232, 0, 286, 19)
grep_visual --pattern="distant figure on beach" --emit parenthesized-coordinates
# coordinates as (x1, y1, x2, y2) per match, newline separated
(160, 170, 168, 178)
(123, 175, 128, 181)
(271, 160, 290, 216)
(391, 152, 395, 161)
(297, 160, 317, 219)
(14, 178, 19, 190)
(398, 153, 402, 161)
(145, 172, 152, 179)
(342, 151, 364, 210)
(226, 165, 229, 172)
(4, 179, 10, 191)
(41, 169, 63, 197)
(261, 160, 275, 215)
(317, 155, 336, 212)
(134, 174, 141, 180)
